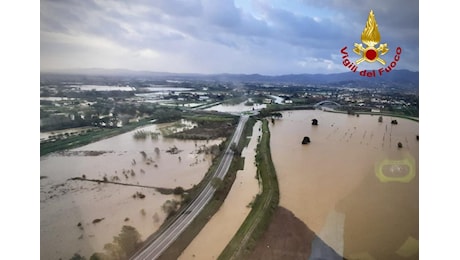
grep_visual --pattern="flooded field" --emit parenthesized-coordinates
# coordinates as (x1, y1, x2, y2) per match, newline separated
(142, 86, 192, 92)
(40, 121, 223, 260)
(269, 110, 419, 259)
(178, 121, 262, 260)
(66, 85, 135, 91)
(205, 101, 266, 113)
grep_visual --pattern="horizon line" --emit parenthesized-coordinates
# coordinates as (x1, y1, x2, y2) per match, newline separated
(40, 67, 419, 77)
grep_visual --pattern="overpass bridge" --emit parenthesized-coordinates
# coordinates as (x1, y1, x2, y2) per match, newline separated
(313, 100, 341, 109)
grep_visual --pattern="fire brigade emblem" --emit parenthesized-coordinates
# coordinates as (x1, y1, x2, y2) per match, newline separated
(353, 10, 389, 65)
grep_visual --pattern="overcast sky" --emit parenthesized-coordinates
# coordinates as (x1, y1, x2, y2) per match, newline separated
(40, 0, 419, 75)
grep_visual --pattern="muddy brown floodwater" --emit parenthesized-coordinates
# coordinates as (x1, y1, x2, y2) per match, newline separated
(269, 110, 419, 259)
(40, 121, 223, 260)
(178, 121, 262, 260)
(205, 101, 266, 113)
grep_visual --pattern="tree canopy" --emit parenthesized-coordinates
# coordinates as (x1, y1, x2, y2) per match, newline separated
(302, 136, 311, 144)
(90, 225, 142, 260)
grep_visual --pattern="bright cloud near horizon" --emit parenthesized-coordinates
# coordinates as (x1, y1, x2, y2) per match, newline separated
(40, 0, 419, 75)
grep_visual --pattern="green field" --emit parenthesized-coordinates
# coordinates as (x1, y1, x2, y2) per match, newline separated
(40, 119, 155, 156)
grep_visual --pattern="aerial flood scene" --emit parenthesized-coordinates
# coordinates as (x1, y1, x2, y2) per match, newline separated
(40, 122, 224, 259)
(38, 0, 422, 260)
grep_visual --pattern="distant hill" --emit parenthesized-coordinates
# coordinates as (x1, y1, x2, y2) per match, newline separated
(206, 70, 418, 87)
(41, 68, 418, 89)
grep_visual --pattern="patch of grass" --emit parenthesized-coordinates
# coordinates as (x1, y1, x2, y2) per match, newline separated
(40, 119, 155, 156)
(167, 115, 240, 140)
(183, 113, 238, 123)
(327, 109, 419, 122)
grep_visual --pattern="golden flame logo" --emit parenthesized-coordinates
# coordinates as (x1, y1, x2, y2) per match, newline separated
(361, 10, 380, 47)
(353, 10, 389, 65)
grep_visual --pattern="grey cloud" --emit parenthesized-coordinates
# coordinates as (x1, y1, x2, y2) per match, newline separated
(301, 0, 419, 36)
(41, 0, 418, 74)
(263, 7, 346, 42)
(40, 1, 85, 33)
(138, 0, 203, 17)
(202, 0, 242, 28)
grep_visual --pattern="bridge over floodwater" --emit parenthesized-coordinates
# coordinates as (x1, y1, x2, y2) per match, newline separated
(313, 100, 341, 108)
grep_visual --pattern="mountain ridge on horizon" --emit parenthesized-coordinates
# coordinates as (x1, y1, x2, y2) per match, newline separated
(41, 67, 419, 76)
(41, 68, 419, 89)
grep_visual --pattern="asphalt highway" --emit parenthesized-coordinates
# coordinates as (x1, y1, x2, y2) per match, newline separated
(131, 115, 249, 260)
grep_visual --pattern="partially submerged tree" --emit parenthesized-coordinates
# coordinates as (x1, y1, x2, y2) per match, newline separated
(90, 253, 110, 260)
(301, 136, 311, 144)
(162, 200, 180, 219)
(272, 112, 283, 119)
(113, 225, 142, 259)
(70, 253, 86, 260)
(173, 186, 185, 195)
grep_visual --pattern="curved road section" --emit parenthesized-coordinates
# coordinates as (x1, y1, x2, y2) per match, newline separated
(131, 115, 249, 260)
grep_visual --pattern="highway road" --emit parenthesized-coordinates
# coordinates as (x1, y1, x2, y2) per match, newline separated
(131, 115, 249, 260)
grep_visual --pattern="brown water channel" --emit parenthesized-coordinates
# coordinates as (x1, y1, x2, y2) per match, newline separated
(269, 110, 419, 259)
(178, 121, 262, 260)
(40, 121, 223, 260)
